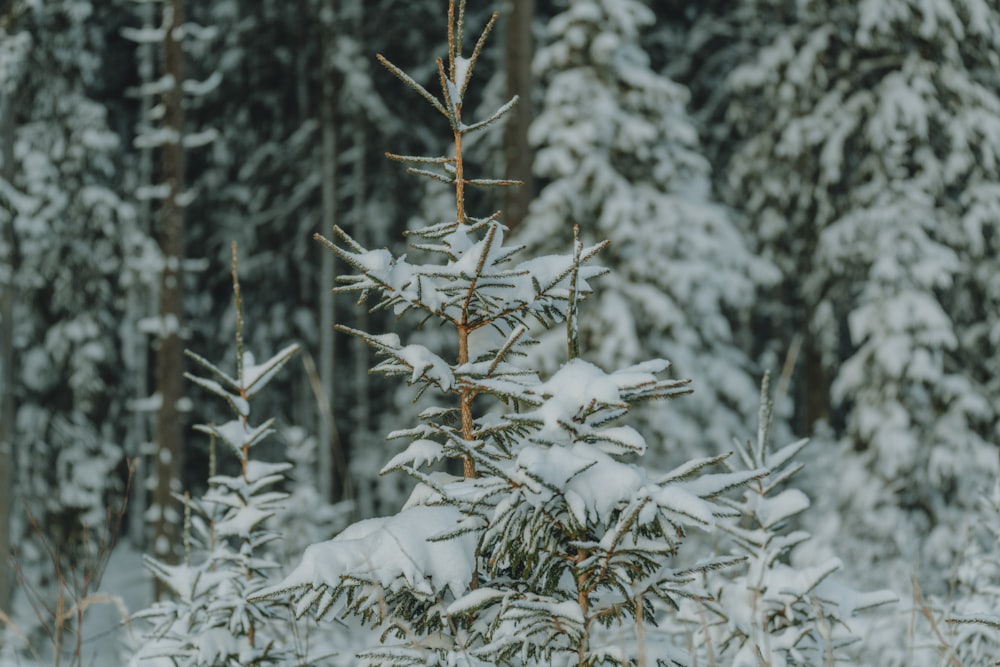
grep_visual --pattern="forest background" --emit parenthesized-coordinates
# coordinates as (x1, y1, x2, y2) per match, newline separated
(2, 0, 1000, 664)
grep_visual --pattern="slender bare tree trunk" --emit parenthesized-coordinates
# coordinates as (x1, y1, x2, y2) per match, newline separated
(153, 0, 186, 598)
(292, 0, 312, 438)
(345, 0, 364, 514)
(801, 336, 829, 435)
(503, 0, 534, 231)
(318, 0, 338, 503)
(127, 0, 157, 551)
(0, 75, 17, 615)
(349, 126, 366, 509)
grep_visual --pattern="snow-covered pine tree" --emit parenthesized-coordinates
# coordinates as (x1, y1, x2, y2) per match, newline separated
(358, 0, 512, 520)
(718, 0, 1000, 592)
(131, 245, 304, 666)
(520, 0, 778, 466)
(685, 373, 896, 665)
(253, 3, 768, 664)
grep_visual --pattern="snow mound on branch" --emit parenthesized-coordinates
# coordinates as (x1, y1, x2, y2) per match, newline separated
(258, 504, 477, 601)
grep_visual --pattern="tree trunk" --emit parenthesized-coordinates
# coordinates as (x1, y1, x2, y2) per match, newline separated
(348, 123, 366, 512)
(318, 0, 339, 503)
(503, 0, 534, 231)
(343, 0, 364, 513)
(127, 0, 157, 552)
(800, 334, 829, 435)
(0, 76, 17, 616)
(153, 0, 186, 599)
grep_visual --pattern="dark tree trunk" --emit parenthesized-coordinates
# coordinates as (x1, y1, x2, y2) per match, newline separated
(800, 335, 829, 435)
(318, 0, 340, 503)
(153, 0, 186, 599)
(503, 0, 534, 231)
(0, 75, 16, 616)
(126, 0, 157, 553)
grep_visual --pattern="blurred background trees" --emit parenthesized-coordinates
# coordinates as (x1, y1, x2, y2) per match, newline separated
(2, 0, 999, 662)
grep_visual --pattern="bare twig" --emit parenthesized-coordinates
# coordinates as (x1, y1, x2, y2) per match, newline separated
(301, 349, 353, 504)
(912, 575, 963, 667)
(10, 463, 133, 666)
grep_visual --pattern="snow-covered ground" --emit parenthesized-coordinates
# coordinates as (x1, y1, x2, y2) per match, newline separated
(82, 545, 150, 665)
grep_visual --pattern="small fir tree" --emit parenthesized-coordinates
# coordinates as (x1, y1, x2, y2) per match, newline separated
(131, 245, 302, 666)
(255, 3, 770, 665)
(684, 373, 896, 665)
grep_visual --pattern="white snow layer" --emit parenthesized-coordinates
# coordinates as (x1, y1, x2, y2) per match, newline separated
(261, 504, 477, 603)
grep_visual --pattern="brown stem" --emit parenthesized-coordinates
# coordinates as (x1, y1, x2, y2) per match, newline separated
(153, 0, 187, 599)
(457, 324, 475, 478)
(454, 118, 465, 225)
(636, 591, 646, 667)
(575, 548, 589, 666)
(451, 17, 473, 478)
(53, 564, 63, 667)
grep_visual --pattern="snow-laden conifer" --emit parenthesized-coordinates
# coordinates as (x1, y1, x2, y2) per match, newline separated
(1, 5, 149, 652)
(718, 0, 1000, 591)
(131, 246, 307, 666)
(252, 2, 765, 664)
(519, 0, 778, 464)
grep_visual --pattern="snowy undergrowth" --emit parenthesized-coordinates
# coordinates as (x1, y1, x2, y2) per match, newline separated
(678, 373, 896, 665)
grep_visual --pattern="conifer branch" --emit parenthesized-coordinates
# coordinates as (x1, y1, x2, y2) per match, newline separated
(437, 57, 459, 130)
(487, 325, 528, 376)
(231, 243, 245, 387)
(460, 11, 498, 98)
(375, 54, 448, 118)
(460, 223, 499, 323)
(182, 350, 239, 389)
(385, 152, 453, 164)
(461, 96, 519, 135)
(405, 167, 455, 184)
(465, 178, 523, 187)
(567, 225, 582, 361)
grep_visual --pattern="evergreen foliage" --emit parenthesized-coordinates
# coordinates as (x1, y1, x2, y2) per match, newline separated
(938, 482, 1000, 665)
(131, 247, 307, 666)
(685, 373, 896, 665)
(249, 4, 876, 665)
(6, 1, 1000, 664)
(6, 0, 144, 569)
(256, 2, 698, 663)
(520, 0, 778, 463)
(716, 0, 1000, 587)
